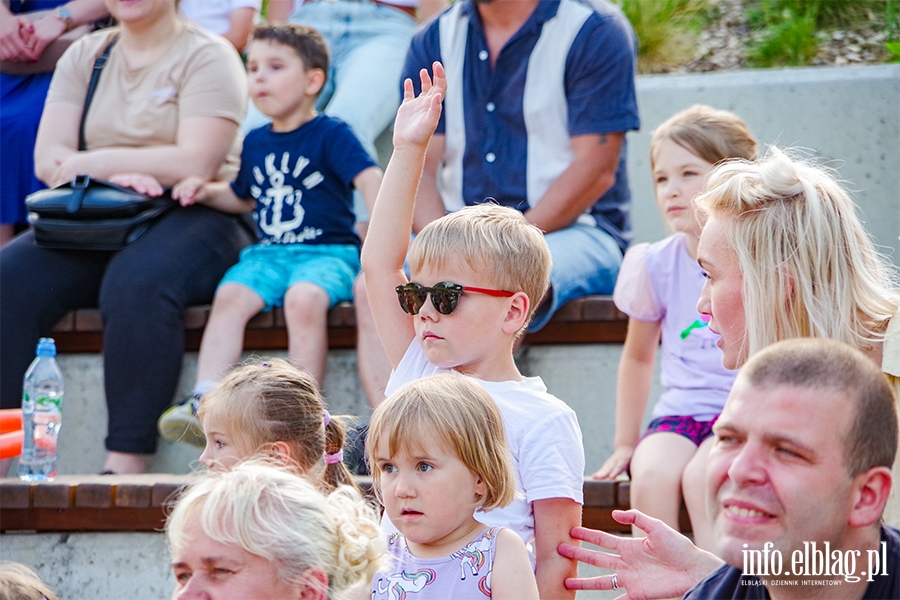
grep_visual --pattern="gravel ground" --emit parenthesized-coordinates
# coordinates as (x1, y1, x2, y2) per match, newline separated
(670, 0, 894, 73)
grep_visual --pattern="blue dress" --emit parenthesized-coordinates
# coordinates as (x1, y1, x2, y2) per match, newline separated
(1, 0, 69, 226)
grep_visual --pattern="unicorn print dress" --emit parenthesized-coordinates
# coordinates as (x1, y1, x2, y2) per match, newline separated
(372, 527, 502, 599)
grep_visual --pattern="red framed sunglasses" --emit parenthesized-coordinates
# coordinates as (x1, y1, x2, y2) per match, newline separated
(395, 281, 514, 315)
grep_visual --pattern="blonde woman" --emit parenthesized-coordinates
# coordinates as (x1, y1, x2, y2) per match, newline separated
(696, 146, 900, 523)
(167, 459, 385, 599)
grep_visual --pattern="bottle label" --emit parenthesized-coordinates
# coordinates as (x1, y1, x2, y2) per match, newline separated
(33, 394, 61, 410)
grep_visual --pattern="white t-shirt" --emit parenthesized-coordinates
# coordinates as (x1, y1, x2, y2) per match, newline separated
(180, 0, 262, 36)
(382, 341, 585, 544)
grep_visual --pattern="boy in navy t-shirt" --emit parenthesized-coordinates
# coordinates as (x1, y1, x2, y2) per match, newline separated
(158, 24, 382, 447)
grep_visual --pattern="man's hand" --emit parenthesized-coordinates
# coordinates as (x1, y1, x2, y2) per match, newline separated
(557, 509, 723, 600)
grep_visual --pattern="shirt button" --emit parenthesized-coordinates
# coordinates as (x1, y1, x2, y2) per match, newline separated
(479, 50, 488, 61)
(486, 152, 496, 163)
(486, 102, 495, 112)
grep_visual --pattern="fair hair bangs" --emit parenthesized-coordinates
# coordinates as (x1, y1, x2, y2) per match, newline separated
(650, 104, 757, 171)
(409, 204, 551, 322)
(368, 374, 516, 511)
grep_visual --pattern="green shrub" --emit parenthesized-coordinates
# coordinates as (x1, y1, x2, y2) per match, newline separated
(613, 0, 709, 73)
(748, 6, 820, 66)
(746, 0, 891, 67)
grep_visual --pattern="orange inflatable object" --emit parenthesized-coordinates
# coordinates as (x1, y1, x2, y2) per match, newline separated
(0, 409, 22, 434)
(0, 430, 24, 459)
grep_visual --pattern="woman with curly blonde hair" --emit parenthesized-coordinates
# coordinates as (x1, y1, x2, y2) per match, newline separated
(167, 459, 385, 599)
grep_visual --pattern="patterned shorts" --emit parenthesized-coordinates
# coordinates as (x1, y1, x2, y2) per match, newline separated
(626, 415, 719, 477)
(638, 414, 719, 448)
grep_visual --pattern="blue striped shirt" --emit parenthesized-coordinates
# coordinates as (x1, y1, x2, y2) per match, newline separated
(402, 0, 640, 252)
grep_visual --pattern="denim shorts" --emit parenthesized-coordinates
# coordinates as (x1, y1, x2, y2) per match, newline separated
(219, 243, 360, 309)
(528, 221, 623, 331)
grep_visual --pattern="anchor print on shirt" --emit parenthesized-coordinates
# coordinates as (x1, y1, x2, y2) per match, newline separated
(250, 151, 325, 244)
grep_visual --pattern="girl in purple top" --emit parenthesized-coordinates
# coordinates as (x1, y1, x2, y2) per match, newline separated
(592, 106, 757, 551)
(368, 374, 538, 599)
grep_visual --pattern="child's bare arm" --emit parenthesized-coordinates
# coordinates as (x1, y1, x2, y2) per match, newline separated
(491, 528, 539, 600)
(534, 497, 580, 600)
(360, 62, 446, 368)
(172, 177, 253, 214)
(593, 318, 661, 480)
(353, 166, 383, 224)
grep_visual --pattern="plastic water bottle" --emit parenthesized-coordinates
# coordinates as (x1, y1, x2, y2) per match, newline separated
(18, 338, 63, 481)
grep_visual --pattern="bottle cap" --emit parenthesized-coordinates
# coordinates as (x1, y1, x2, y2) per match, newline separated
(36, 338, 57, 358)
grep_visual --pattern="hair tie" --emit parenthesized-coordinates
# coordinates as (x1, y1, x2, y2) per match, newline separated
(323, 410, 330, 428)
(324, 449, 343, 465)
(261, 361, 270, 367)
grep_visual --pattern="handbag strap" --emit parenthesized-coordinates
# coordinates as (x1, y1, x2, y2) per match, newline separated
(78, 35, 119, 152)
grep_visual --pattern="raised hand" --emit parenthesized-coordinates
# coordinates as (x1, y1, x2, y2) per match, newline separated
(392, 61, 446, 151)
(557, 509, 723, 599)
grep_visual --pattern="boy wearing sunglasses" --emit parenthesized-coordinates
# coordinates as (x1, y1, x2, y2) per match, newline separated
(361, 63, 585, 600)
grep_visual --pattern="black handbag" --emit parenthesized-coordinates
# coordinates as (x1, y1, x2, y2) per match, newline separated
(25, 36, 174, 251)
(26, 175, 173, 250)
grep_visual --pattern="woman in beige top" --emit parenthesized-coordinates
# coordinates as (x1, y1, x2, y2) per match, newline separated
(0, 0, 254, 474)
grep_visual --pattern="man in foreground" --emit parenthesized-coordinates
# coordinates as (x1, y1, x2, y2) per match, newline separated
(561, 338, 900, 599)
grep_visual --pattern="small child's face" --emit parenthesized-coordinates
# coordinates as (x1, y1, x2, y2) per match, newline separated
(652, 138, 713, 238)
(373, 434, 486, 555)
(408, 261, 516, 373)
(246, 40, 320, 122)
(199, 413, 243, 473)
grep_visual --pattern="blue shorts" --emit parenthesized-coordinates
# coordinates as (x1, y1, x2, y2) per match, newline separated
(528, 221, 623, 331)
(219, 243, 360, 309)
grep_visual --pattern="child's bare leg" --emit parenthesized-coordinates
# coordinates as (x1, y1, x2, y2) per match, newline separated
(284, 282, 330, 386)
(682, 436, 716, 552)
(102, 451, 147, 475)
(628, 432, 696, 537)
(196, 283, 265, 383)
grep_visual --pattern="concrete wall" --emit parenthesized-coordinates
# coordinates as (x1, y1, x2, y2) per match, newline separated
(628, 64, 900, 264)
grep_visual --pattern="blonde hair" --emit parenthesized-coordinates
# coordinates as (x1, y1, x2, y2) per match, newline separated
(409, 204, 551, 325)
(166, 460, 386, 597)
(0, 563, 57, 600)
(650, 104, 758, 172)
(367, 373, 516, 511)
(696, 147, 900, 361)
(198, 359, 354, 492)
